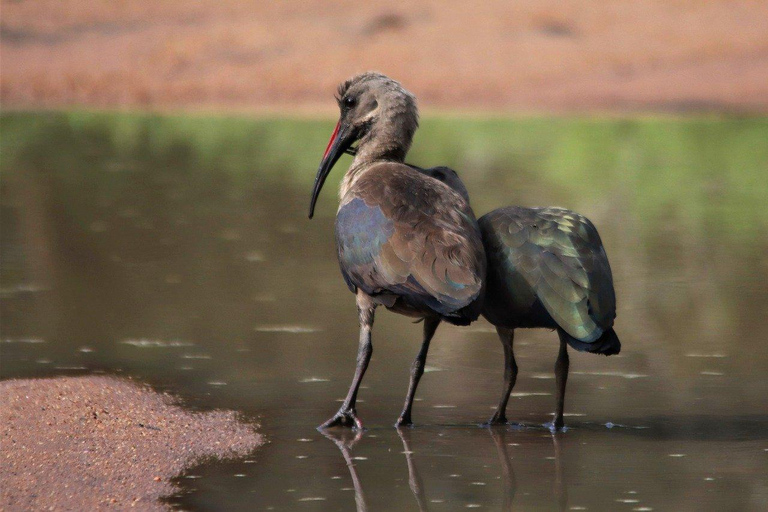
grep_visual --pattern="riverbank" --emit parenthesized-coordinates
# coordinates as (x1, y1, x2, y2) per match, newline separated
(0, 376, 263, 511)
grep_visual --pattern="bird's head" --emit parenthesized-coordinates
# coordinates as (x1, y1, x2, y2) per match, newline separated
(309, 72, 419, 218)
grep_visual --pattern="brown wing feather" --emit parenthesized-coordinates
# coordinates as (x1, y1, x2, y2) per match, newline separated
(341, 163, 486, 318)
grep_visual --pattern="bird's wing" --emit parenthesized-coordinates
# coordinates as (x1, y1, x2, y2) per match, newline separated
(479, 206, 615, 341)
(336, 164, 485, 317)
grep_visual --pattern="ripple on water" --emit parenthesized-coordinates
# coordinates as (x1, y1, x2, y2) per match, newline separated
(572, 371, 648, 379)
(465, 326, 497, 333)
(244, 251, 265, 262)
(2, 338, 45, 344)
(0, 284, 47, 297)
(121, 339, 194, 348)
(299, 377, 330, 383)
(254, 325, 321, 333)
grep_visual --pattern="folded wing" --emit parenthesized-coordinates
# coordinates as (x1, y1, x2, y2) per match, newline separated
(336, 164, 485, 320)
(480, 206, 615, 342)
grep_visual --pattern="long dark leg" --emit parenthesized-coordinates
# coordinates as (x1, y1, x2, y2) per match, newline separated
(396, 428, 428, 512)
(396, 316, 440, 427)
(487, 327, 517, 425)
(553, 330, 570, 430)
(319, 292, 376, 430)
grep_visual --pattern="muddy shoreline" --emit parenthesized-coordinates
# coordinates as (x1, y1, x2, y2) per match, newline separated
(0, 376, 263, 511)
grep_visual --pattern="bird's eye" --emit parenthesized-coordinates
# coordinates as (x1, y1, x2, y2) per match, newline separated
(343, 96, 356, 108)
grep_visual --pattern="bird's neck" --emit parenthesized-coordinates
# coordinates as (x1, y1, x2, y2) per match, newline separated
(339, 127, 411, 200)
(354, 122, 411, 165)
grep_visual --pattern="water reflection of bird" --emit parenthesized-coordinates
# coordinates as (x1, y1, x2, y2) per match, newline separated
(320, 430, 368, 512)
(309, 73, 486, 429)
(396, 428, 428, 512)
(487, 428, 518, 510)
(323, 428, 567, 511)
(417, 166, 621, 430)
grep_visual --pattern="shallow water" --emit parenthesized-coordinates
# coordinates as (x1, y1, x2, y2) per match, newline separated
(2, 112, 767, 511)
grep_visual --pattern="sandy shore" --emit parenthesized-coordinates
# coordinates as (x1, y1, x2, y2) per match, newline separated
(0, 376, 262, 511)
(2, 1, 767, 113)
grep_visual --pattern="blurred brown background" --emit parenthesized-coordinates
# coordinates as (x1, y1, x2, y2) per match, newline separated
(3, 0, 768, 112)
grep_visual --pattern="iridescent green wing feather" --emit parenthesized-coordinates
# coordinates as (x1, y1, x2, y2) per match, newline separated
(480, 206, 615, 342)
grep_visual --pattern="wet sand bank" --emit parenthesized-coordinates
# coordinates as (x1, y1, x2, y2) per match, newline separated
(0, 376, 263, 511)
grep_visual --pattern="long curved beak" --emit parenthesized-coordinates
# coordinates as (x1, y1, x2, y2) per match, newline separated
(309, 120, 355, 219)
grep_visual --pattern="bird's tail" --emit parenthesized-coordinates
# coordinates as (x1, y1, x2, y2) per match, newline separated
(560, 328, 621, 356)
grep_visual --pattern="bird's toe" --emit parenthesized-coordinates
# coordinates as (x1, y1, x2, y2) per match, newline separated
(395, 416, 413, 428)
(545, 418, 566, 433)
(483, 413, 508, 427)
(318, 409, 363, 431)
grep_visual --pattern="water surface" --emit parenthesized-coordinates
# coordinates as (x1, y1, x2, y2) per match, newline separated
(2, 112, 767, 511)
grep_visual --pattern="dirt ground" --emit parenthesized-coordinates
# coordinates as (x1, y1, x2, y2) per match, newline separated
(2, 0, 767, 113)
(0, 376, 262, 511)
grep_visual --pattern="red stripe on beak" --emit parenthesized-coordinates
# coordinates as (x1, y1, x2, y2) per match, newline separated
(322, 121, 341, 161)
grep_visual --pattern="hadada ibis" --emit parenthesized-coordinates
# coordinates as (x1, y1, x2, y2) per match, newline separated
(309, 73, 486, 430)
(419, 166, 621, 430)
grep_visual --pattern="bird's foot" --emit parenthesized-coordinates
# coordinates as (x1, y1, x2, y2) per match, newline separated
(318, 408, 363, 431)
(395, 414, 413, 428)
(545, 416, 566, 432)
(483, 412, 508, 427)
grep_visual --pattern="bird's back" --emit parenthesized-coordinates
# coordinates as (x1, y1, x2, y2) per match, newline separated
(336, 162, 486, 325)
(479, 206, 616, 342)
